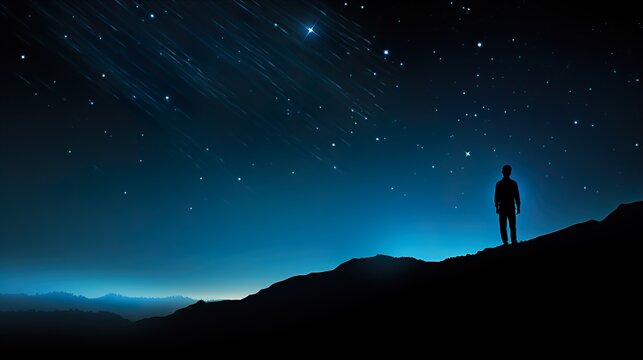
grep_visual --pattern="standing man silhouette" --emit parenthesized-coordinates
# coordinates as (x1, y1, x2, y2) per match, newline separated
(495, 164, 521, 245)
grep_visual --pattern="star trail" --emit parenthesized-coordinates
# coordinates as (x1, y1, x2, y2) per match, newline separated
(1, 1, 641, 299)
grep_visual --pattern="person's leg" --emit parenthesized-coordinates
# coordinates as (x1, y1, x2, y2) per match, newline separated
(499, 213, 508, 245)
(508, 211, 517, 244)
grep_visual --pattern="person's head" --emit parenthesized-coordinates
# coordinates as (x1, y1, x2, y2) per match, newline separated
(502, 164, 512, 178)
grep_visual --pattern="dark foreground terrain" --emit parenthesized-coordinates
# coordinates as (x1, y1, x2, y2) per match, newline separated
(2, 201, 641, 353)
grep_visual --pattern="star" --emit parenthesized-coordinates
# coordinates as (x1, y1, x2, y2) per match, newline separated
(20, 54, 25, 60)
(465, 151, 471, 157)
(383, 49, 389, 56)
(304, 24, 317, 39)
(477, 42, 483, 48)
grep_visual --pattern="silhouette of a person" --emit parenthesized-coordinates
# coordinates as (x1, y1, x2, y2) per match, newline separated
(494, 164, 521, 245)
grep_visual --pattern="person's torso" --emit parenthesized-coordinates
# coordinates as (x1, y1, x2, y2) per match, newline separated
(496, 178, 517, 208)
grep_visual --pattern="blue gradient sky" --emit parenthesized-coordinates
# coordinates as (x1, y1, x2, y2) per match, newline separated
(1, 1, 641, 299)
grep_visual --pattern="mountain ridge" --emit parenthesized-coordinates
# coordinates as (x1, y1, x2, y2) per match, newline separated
(134, 200, 640, 350)
(0, 292, 196, 321)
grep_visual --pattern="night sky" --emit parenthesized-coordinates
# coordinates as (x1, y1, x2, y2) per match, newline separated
(1, 1, 641, 299)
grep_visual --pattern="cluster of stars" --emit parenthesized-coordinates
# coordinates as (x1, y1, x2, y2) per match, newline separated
(4, 0, 640, 213)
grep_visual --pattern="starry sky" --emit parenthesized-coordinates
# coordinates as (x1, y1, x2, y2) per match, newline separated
(1, 1, 641, 299)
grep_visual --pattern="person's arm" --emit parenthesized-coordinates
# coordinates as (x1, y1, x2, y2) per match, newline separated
(515, 182, 521, 214)
(494, 183, 500, 213)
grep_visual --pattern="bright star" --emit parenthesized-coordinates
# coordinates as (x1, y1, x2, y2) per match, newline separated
(465, 151, 471, 157)
(383, 49, 389, 56)
(477, 42, 483, 48)
(304, 23, 317, 39)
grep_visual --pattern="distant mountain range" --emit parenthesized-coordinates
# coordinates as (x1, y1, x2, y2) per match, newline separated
(0, 292, 196, 320)
(1, 201, 640, 353)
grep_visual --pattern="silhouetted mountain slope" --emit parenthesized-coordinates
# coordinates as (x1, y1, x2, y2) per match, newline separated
(2, 201, 641, 353)
(0, 292, 196, 320)
(136, 201, 641, 350)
